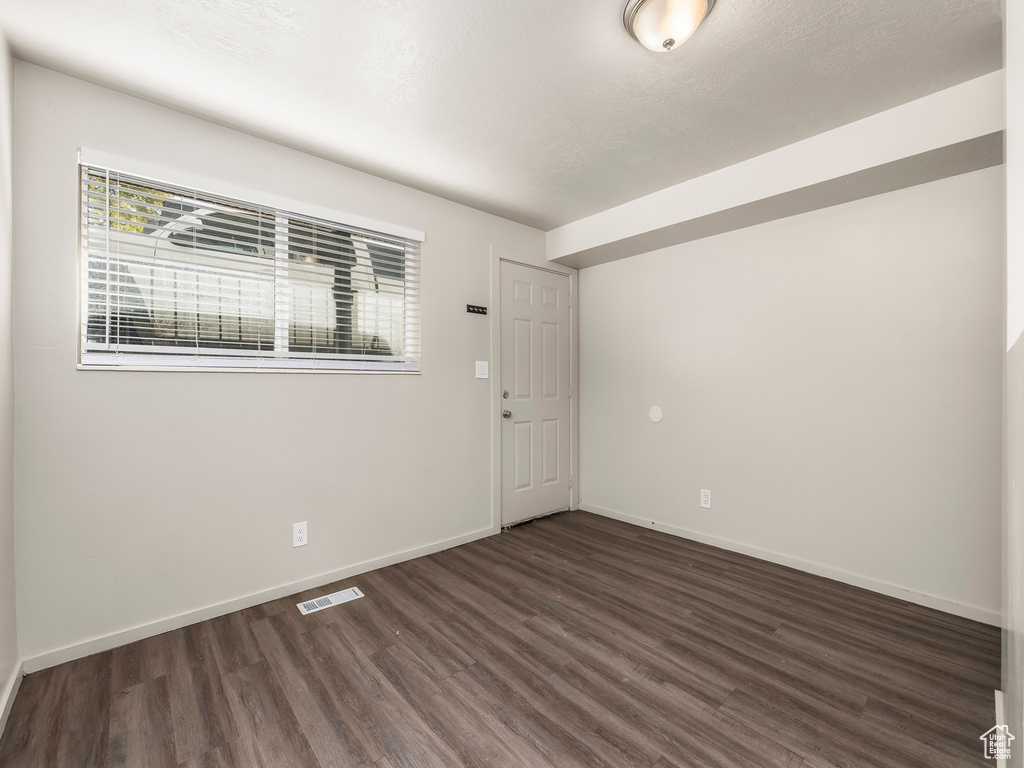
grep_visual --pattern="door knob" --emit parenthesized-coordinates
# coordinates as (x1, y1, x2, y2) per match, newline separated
(502, 410, 512, 419)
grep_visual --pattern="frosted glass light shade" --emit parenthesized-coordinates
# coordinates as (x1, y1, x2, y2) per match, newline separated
(625, 0, 711, 52)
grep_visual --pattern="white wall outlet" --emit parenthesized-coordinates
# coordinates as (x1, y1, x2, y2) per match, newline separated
(293, 521, 308, 547)
(700, 489, 712, 509)
(475, 360, 489, 379)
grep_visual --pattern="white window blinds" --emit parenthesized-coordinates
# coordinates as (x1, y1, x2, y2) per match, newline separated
(80, 164, 422, 372)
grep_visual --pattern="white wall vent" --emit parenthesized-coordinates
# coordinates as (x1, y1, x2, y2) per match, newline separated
(297, 586, 364, 615)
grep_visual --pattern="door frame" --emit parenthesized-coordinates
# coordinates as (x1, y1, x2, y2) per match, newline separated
(489, 246, 579, 532)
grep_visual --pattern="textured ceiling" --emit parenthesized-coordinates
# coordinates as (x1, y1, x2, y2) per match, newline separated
(0, 0, 1003, 230)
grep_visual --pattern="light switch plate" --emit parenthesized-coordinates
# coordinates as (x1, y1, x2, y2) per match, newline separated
(476, 361, 489, 379)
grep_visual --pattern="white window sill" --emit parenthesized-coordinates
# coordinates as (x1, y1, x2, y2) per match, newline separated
(78, 353, 420, 374)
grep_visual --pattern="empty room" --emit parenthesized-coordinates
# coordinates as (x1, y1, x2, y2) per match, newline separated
(0, 0, 1022, 766)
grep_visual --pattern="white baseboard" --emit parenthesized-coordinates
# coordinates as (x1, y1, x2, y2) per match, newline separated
(580, 503, 1001, 626)
(0, 659, 24, 742)
(22, 526, 495, 674)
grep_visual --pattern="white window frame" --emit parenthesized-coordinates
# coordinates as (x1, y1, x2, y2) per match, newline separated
(77, 149, 425, 374)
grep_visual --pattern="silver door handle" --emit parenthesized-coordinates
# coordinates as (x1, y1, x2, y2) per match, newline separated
(502, 410, 512, 419)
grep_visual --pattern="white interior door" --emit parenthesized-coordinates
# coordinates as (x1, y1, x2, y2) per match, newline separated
(500, 261, 571, 526)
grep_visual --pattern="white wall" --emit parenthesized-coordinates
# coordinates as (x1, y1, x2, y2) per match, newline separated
(0, 36, 20, 730)
(579, 167, 1004, 623)
(1004, 0, 1024, 756)
(12, 62, 546, 664)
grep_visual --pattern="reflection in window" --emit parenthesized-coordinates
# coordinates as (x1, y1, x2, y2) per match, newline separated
(81, 167, 421, 371)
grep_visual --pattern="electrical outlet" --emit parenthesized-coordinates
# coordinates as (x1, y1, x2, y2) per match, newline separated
(293, 521, 308, 548)
(700, 489, 711, 509)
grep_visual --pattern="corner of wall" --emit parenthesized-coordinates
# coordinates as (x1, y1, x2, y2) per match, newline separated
(0, 26, 22, 741)
(1004, 0, 1024, 760)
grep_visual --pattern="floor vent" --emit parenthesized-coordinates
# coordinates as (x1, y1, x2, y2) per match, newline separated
(297, 586, 364, 616)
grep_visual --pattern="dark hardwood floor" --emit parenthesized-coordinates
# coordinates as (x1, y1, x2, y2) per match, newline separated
(0, 511, 1000, 767)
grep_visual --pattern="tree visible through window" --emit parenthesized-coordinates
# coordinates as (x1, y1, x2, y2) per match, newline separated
(80, 166, 421, 371)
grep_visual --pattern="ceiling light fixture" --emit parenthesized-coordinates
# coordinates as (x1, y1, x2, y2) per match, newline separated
(623, 0, 714, 53)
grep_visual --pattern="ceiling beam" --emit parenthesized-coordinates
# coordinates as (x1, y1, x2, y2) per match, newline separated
(547, 71, 1005, 269)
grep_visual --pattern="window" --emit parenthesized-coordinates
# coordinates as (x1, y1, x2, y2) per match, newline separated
(80, 164, 422, 371)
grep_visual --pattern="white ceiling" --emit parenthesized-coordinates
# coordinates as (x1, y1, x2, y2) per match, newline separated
(0, 0, 1002, 230)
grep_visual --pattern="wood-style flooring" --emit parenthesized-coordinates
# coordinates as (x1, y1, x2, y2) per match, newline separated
(0, 510, 1000, 767)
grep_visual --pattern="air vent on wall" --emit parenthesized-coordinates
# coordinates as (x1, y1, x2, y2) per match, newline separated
(297, 586, 364, 615)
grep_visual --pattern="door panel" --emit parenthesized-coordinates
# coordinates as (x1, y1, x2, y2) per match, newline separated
(542, 419, 559, 485)
(513, 318, 532, 399)
(542, 322, 558, 399)
(514, 421, 533, 491)
(501, 261, 571, 525)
